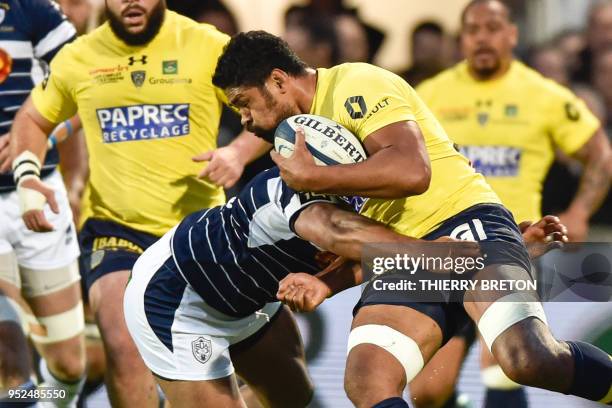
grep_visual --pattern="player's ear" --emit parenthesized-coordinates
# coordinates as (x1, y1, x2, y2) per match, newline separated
(509, 23, 519, 48)
(269, 68, 290, 93)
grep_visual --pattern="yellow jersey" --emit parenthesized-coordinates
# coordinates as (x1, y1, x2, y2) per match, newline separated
(32, 11, 229, 236)
(311, 63, 500, 238)
(417, 61, 600, 223)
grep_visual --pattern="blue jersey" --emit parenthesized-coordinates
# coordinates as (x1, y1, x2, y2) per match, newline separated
(171, 167, 339, 317)
(0, 0, 76, 192)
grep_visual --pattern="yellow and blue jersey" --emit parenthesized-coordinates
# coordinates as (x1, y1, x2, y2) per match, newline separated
(417, 61, 600, 223)
(310, 63, 500, 238)
(31, 11, 229, 236)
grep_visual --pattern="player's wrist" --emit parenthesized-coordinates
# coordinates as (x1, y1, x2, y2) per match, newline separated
(565, 205, 590, 221)
(12, 150, 41, 186)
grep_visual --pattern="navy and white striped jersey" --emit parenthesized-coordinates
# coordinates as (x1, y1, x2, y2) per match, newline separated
(171, 167, 339, 317)
(0, 0, 76, 192)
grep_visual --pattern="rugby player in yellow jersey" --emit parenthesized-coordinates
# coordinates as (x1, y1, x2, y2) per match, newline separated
(213, 31, 612, 408)
(5, 1, 283, 406)
(412, 1, 612, 407)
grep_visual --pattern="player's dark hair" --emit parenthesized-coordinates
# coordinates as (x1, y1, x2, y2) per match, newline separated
(461, 0, 513, 25)
(412, 21, 444, 40)
(213, 31, 308, 89)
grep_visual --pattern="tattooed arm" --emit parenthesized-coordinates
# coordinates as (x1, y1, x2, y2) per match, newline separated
(560, 128, 612, 241)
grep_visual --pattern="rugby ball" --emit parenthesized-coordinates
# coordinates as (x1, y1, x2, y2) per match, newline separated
(274, 114, 367, 165)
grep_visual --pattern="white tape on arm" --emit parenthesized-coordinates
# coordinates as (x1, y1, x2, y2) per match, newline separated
(12, 151, 46, 213)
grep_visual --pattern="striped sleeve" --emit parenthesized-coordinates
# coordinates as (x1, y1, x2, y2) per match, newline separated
(26, 0, 76, 62)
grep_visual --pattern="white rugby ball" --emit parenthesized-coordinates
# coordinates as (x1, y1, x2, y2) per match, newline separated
(274, 114, 367, 165)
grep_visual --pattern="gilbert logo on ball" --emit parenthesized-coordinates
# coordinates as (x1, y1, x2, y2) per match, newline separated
(274, 114, 367, 165)
(0, 48, 12, 84)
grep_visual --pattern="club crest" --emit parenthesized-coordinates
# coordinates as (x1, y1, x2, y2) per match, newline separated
(131, 70, 146, 87)
(192, 336, 212, 364)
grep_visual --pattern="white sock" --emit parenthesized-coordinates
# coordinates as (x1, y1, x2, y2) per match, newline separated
(38, 359, 85, 408)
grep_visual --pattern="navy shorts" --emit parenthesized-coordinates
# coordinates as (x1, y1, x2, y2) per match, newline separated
(79, 218, 159, 292)
(354, 203, 531, 344)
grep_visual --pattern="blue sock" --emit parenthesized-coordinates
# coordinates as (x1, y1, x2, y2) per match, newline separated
(372, 397, 409, 408)
(484, 387, 528, 408)
(566, 341, 612, 403)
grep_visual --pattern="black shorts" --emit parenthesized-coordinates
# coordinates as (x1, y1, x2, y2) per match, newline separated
(79, 218, 159, 292)
(354, 203, 531, 344)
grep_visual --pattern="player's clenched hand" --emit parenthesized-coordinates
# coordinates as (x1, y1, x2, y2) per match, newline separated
(0, 133, 10, 173)
(277, 273, 331, 312)
(270, 127, 317, 191)
(520, 215, 568, 258)
(193, 145, 245, 189)
(18, 178, 59, 232)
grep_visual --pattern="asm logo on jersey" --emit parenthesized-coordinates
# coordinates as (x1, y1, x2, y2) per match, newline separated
(459, 145, 522, 177)
(96, 103, 190, 143)
(339, 195, 368, 213)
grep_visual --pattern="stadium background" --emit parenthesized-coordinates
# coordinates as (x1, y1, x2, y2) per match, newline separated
(52, 0, 612, 406)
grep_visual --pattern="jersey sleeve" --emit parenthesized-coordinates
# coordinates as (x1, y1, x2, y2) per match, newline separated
(279, 183, 339, 233)
(336, 68, 417, 142)
(30, 45, 78, 124)
(545, 82, 600, 155)
(25, 0, 76, 62)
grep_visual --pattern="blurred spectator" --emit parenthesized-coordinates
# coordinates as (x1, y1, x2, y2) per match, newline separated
(552, 29, 585, 75)
(400, 21, 450, 86)
(572, 0, 612, 83)
(167, 0, 237, 35)
(285, 0, 383, 62)
(528, 44, 569, 86)
(334, 14, 370, 63)
(285, 14, 339, 68)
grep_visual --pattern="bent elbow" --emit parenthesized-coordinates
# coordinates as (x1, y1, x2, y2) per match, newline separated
(397, 163, 431, 196)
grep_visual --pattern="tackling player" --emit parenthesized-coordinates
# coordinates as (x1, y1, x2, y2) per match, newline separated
(212, 31, 612, 408)
(415, 1, 612, 406)
(6, 0, 269, 406)
(123, 163, 482, 408)
(0, 1, 86, 406)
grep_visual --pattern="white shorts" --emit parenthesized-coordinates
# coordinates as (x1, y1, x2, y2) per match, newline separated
(124, 228, 282, 381)
(0, 170, 80, 292)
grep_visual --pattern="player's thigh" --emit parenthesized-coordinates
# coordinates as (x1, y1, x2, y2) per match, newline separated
(409, 323, 475, 408)
(89, 269, 131, 346)
(230, 305, 312, 407)
(347, 303, 445, 391)
(156, 375, 246, 408)
(463, 263, 547, 351)
(21, 262, 84, 348)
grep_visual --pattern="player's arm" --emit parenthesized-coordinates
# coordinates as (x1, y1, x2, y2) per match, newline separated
(271, 123, 430, 198)
(6, 97, 62, 232)
(193, 129, 271, 189)
(293, 202, 421, 260)
(56, 116, 88, 226)
(563, 128, 612, 240)
(277, 259, 362, 312)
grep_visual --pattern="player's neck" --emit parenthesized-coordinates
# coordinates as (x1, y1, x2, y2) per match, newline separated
(295, 68, 318, 114)
(468, 58, 514, 82)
